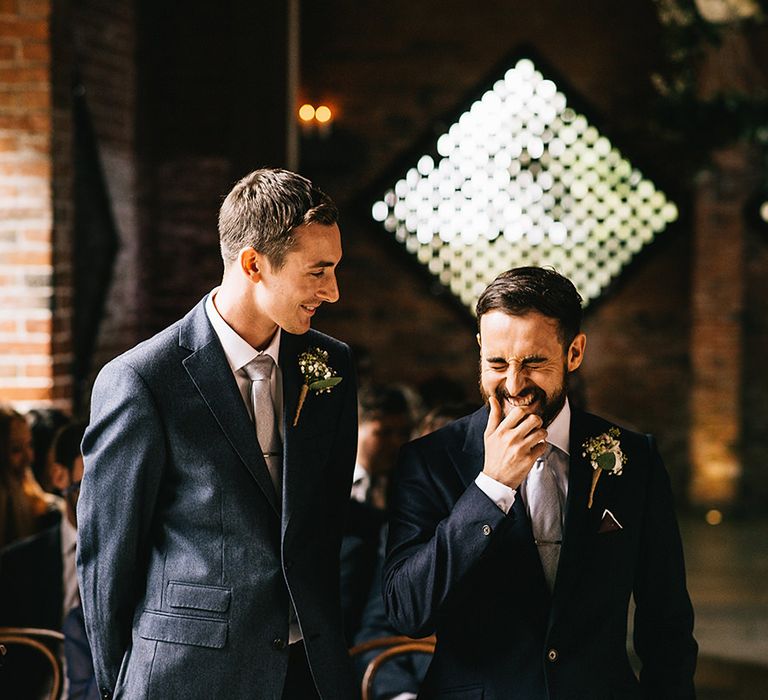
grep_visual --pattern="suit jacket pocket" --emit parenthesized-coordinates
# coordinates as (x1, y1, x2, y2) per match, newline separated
(138, 610, 228, 648)
(167, 580, 231, 613)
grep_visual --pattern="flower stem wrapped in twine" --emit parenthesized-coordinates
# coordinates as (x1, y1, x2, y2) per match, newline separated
(293, 384, 310, 427)
(292, 347, 342, 426)
(588, 469, 601, 509)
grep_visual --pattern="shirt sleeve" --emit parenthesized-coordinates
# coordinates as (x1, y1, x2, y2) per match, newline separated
(474, 472, 516, 514)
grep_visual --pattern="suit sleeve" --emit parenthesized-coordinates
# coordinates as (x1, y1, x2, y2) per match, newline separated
(77, 360, 166, 694)
(633, 435, 697, 699)
(383, 442, 508, 638)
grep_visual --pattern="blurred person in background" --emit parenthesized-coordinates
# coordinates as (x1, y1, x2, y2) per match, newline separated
(342, 385, 414, 644)
(27, 407, 71, 493)
(0, 404, 60, 550)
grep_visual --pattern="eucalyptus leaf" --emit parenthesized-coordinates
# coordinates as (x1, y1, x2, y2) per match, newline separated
(596, 452, 616, 471)
(309, 377, 342, 391)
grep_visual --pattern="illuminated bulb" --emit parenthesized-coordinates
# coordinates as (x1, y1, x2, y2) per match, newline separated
(761, 201, 768, 223)
(315, 105, 332, 123)
(298, 104, 315, 121)
(371, 201, 388, 222)
(705, 509, 723, 526)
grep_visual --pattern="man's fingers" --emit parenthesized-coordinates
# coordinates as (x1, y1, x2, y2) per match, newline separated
(485, 395, 502, 435)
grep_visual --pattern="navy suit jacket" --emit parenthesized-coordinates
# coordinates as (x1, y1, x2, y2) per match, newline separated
(77, 297, 358, 699)
(384, 406, 697, 700)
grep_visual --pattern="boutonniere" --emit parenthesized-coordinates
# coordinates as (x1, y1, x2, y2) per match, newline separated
(582, 427, 626, 509)
(292, 347, 343, 426)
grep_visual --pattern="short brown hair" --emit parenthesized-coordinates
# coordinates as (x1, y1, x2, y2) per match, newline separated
(476, 267, 583, 348)
(218, 168, 338, 269)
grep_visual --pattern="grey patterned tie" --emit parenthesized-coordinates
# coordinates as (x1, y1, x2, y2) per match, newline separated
(241, 355, 282, 496)
(526, 444, 563, 591)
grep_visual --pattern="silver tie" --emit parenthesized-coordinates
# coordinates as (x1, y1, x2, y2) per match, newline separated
(526, 444, 563, 591)
(241, 355, 282, 496)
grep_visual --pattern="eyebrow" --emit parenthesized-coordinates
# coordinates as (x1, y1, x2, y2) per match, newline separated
(309, 260, 338, 268)
(485, 354, 548, 364)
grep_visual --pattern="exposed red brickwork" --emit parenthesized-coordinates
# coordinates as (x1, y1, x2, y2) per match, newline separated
(0, 0, 55, 409)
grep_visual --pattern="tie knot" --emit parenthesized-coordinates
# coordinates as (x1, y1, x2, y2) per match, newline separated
(241, 354, 274, 381)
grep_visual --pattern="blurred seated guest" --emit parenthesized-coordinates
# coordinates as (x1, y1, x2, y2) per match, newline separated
(352, 402, 474, 700)
(0, 404, 60, 549)
(351, 385, 414, 510)
(27, 407, 71, 493)
(50, 422, 87, 615)
(0, 421, 86, 629)
(342, 385, 414, 643)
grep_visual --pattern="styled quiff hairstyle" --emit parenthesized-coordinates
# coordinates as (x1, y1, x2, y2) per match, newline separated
(475, 267, 583, 349)
(218, 168, 338, 269)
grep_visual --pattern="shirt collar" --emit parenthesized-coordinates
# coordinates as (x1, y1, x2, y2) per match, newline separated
(546, 397, 571, 456)
(205, 288, 281, 373)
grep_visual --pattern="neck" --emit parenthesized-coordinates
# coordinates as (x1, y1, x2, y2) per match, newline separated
(215, 275, 278, 350)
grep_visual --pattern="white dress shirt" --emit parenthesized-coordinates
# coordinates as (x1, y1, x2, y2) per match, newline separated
(350, 463, 371, 504)
(205, 289, 283, 440)
(475, 398, 571, 516)
(204, 289, 301, 643)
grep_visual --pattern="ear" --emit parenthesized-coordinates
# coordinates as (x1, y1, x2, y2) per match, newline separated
(238, 247, 265, 282)
(566, 333, 586, 372)
(476, 332, 481, 348)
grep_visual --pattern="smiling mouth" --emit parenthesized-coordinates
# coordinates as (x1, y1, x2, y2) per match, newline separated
(507, 393, 537, 408)
(301, 304, 319, 315)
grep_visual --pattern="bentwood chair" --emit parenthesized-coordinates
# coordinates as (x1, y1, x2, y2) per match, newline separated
(349, 634, 436, 700)
(0, 627, 65, 700)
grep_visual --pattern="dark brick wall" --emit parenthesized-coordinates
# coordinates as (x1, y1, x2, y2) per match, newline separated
(300, 0, 699, 493)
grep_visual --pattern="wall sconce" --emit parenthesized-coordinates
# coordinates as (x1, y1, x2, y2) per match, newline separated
(298, 103, 334, 138)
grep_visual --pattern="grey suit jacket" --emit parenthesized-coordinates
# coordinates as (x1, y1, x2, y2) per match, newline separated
(77, 297, 358, 699)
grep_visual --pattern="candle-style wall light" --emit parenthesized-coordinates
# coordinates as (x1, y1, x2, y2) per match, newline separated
(298, 103, 334, 137)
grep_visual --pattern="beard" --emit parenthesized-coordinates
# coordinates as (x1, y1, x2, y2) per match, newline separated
(479, 362, 569, 429)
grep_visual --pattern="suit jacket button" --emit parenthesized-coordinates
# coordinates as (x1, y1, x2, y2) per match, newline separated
(272, 637, 286, 650)
(482, 524, 492, 536)
(547, 648, 558, 662)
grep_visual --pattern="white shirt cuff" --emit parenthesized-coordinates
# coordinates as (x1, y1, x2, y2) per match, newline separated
(390, 694, 418, 700)
(475, 472, 516, 514)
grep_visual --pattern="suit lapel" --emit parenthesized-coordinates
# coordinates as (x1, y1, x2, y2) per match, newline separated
(180, 299, 280, 515)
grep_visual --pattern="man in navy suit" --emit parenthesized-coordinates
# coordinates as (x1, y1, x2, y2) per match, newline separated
(384, 267, 697, 699)
(78, 169, 358, 699)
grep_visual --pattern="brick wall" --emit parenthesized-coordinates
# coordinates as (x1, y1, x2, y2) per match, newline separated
(0, 0, 57, 409)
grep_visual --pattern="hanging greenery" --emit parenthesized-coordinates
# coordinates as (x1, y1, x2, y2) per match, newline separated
(650, 0, 768, 185)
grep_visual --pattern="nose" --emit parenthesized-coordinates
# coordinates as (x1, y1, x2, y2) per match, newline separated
(318, 271, 339, 303)
(504, 365, 528, 397)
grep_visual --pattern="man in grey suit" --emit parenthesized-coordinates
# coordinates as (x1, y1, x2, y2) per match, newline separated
(77, 168, 358, 699)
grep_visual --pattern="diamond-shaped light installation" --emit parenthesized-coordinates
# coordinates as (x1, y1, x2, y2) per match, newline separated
(372, 58, 678, 309)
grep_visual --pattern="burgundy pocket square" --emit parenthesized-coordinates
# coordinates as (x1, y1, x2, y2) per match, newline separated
(598, 508, 623, 534)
